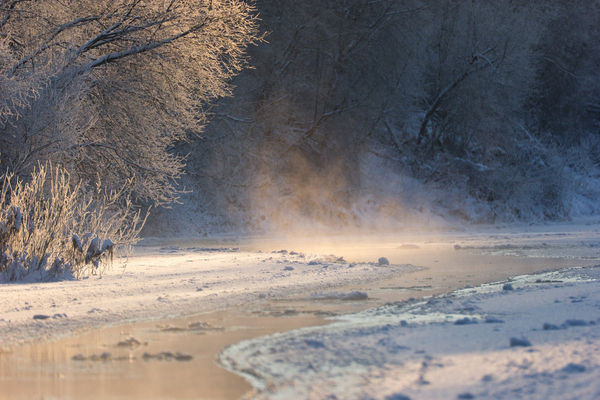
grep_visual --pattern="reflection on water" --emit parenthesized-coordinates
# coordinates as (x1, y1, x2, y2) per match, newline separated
(1, 235, 597, 400)
(0, 309, 329, 400)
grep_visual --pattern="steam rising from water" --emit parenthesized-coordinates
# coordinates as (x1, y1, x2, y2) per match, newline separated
(144, 143, 474, 238)
(246, 150, 450, 235)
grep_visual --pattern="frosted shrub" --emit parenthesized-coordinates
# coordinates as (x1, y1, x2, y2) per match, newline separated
(0, 164, 145, 281)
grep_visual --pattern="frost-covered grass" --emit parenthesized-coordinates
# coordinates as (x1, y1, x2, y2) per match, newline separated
(0, 164, 144, 282)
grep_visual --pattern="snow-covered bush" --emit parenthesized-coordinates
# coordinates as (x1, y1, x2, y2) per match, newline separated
(0, 164, 145, 281)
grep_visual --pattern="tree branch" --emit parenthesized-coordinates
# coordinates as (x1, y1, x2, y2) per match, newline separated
(417, 49, 496, 144)
(80, 20, 207, 71)
(70, 142, 161, 173)
(11, 15, 101, 75)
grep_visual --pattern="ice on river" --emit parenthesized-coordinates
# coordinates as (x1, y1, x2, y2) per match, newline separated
(220, 266, 600, 400)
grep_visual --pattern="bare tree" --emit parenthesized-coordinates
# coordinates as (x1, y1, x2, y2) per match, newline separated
(176, 0, 428, 229)
(413, 0, 544, 157)
(531, 0, 600, 145)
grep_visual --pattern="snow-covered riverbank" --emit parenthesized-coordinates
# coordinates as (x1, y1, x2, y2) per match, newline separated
(2, 222, 600, 400)
(220, 266, 600, 400)
(0, 246, 418, 350)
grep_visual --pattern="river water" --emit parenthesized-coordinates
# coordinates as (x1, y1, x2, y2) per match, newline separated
(1, 228, 599, 400)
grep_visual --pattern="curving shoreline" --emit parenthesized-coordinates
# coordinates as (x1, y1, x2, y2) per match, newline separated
(220, 266, 600, 400)
(0, 246, 419, 350)
(1, 224, 600, 399)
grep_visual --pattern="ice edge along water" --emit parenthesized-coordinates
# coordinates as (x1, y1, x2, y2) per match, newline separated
(0, 247, 421, 350)
(219, 265, 600, 400)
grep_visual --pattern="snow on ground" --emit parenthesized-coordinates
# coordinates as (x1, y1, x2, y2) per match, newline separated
(0, 246, 418, 350)
(220, 266, 600, 400)
(3, 220, 600, 399)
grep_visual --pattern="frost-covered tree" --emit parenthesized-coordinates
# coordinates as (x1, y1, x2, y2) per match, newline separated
(414, 0, 543, 156)
(178, 0, 426, 230)
(0, 0, 261, 204)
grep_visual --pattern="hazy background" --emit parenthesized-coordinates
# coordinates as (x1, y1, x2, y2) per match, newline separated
(143, 0, 600, 237)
